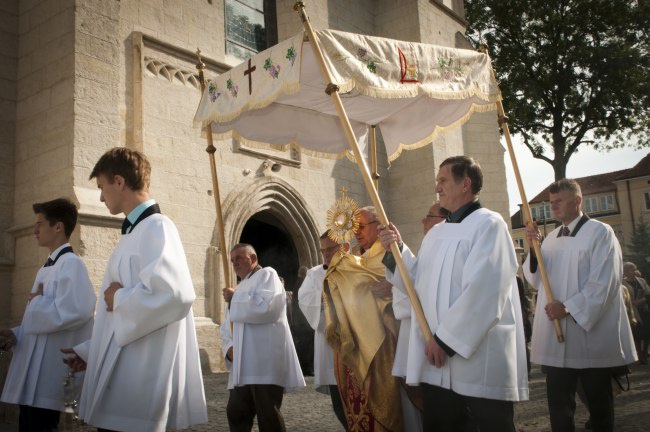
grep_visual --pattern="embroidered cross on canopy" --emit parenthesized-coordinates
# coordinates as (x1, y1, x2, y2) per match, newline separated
(194, 29, 500, 162)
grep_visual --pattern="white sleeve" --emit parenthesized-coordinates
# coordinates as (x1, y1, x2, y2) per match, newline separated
(564, 226, 623, 331)
(436, 216, 518, 359)
(220, 309, 233, 371)
(230, 268, 286, 324)
(389, 246, 417, 320)
(112, 218, 196, 347)
(73, 339, 92, 362)
(297, 269, 324, 330)
(23, 257, 96, 335)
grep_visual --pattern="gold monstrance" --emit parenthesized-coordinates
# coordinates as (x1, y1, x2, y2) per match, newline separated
(326, 188, 359, 244)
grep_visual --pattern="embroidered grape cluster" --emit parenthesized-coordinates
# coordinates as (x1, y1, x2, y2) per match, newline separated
(264, 58, 281, 79)
(208, 82, 221, 102)
(226, 79, 238, 97)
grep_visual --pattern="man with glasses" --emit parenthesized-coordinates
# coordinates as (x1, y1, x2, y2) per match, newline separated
(297, 231, 350, 430)
(422, 201, 450, 235)
(323, 206, 415, 431)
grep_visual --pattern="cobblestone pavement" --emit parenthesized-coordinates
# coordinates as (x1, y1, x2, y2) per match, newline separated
(1, 364, 648, 431)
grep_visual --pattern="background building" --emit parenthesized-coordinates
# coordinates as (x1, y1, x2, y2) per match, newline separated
(510, 153, 650, 258)
(0, 0, 509, 405)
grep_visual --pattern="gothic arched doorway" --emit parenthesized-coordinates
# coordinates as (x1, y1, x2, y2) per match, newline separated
(212, 176, 321, 375)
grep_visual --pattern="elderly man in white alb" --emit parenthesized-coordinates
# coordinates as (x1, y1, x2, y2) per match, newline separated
(297, 231, 349, 430)
(524, 178, 636, 431)
(221, 243, 305, 432)
(379, 155, 528, 432)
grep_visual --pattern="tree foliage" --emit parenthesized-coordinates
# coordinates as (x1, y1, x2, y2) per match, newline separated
(465, 0, 649, 180)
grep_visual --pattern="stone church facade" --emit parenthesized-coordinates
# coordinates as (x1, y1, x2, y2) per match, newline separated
(0, 0, 510, 377)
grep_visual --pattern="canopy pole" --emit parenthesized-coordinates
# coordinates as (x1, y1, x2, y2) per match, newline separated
(196, 49, 234, 290)
(370, 125, 379, 191)
(480, 46, 564, 343)
(294, 1, 433, 343)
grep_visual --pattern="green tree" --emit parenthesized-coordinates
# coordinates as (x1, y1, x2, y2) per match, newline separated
(466, 0, 649, 180)
(627, 219, 650, 278)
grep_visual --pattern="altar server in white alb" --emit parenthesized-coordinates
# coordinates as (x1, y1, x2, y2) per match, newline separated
(297, 231, 349, 430)
(1, 198, 96, 432)
(62, 147, 207, 431)
(221, 243, 305, 432)
(524, 179, 636, 432)
(379, 156, 528, 432)
(391, 201, 449, 382)
(386, 202, 450, 432)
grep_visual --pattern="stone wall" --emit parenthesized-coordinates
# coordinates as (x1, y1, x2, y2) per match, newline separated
(8, 0, 77, 325)
(1, 0, 514, 374)
(0, 0, 17, 331)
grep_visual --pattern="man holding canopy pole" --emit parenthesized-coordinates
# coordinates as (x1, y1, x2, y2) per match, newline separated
(379, 155, 528, 431)
(523, 178, 636, 431)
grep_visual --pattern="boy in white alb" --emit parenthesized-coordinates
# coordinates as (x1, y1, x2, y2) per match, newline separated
(62, 147, 208, 431)
(1, 198, 96, 432)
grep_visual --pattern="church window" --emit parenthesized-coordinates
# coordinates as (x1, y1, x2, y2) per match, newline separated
(584, 194, 616, 214)
(225, 0, 277, 60)
(645, 192, 650, 210)
(599, 195, 614, 211)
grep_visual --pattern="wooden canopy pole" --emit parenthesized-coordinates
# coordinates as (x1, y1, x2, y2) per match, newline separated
(196, 50, 234, 290)
(294, 1, 433, 343)
(370, 125, 380, 191)
(480, 46, 564, 343)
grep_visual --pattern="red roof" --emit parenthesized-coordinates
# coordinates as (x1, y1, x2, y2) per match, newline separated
(614, 152, 650, 181)
(527, 170, 627, 205)
(510, 152, 650, 227)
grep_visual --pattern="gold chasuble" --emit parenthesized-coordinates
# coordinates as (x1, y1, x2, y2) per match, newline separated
(324, 240, 404, 432)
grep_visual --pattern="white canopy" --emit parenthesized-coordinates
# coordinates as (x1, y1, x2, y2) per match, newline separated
(194, 29, 500, 161)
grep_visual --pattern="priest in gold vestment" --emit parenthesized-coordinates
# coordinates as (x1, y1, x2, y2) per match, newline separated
(323, 206, 408, 432)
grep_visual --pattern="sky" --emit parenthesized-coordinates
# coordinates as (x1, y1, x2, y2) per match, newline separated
(504, 139, 649, 216)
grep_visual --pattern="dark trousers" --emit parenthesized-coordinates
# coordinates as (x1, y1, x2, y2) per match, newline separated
(227, 384, 285, 432)
(329, 384, 347, 431)
(18, 405, 60, 432)
(421, 383, 516, 432)
(545, 366, 614, 432)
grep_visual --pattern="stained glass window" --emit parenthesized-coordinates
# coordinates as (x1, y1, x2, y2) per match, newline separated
(225, 0, 277, 60)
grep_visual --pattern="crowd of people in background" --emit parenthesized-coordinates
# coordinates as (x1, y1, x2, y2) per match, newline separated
(0, 152, 647, 432)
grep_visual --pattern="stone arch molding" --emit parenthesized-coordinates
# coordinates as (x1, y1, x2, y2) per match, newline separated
(206, 176, 321, 323)
(223, 177, 321, 265)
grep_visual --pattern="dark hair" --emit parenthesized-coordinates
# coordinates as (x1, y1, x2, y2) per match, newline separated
(440, 156, 483, 194)
(32, 198, 78, 238)
(549, 179, 582, 197)
(89, 147, 151, 191)
(320, 230, 331, 240)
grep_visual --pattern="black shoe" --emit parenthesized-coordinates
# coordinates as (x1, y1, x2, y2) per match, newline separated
(585, 419, 592, 430)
